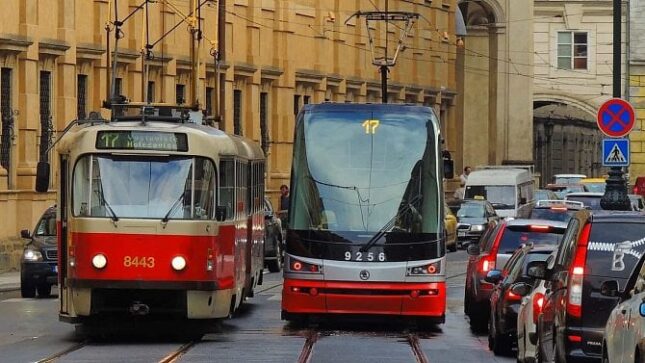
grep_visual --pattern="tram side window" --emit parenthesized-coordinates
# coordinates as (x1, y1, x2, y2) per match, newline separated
(193, 158, 216, 219)
(219, 159, 235, 220)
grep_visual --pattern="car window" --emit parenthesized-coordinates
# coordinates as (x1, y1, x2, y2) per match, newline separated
(35, 213, 56, 236)
(528, 208, 576, 222)
(457, 204, 484, 218)
(497, 227, 564, 253)
(481, 223, 503, 251)
(566, 196, 602, 210)
(586, 222, 645, 279)
(556, 218, 580, 267)
(505, 249, 527, 282)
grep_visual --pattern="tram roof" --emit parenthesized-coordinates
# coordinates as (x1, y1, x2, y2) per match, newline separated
(301, 103, 436, 114)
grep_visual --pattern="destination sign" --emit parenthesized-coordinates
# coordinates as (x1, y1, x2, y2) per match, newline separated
(96, 131, 188, 152)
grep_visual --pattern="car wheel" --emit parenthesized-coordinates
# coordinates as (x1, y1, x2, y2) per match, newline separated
(490, 313, 511, 356)
(37, 284, 52, 297)
(20, 280, 36, 298)
(267, 238, 283, 273)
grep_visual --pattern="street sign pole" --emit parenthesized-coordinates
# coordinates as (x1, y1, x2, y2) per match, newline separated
(600, 0, 631, 211)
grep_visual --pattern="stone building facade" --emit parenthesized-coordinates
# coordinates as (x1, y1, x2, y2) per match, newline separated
(0, 0, 458, 271)
(629, 0, 645, 180)
(532, 1, 627, 184)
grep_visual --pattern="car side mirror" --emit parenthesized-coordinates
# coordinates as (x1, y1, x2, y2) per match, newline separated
(467, 244, 481, 256)
(215, 206, 227, 222)
(640, 302, 645, 317)
(484, 269, 503, 284)
(35, 161, 50, 193)
(510, 282, 532, 297)
(20, 229, 31, 239)
(527, 260, 548, 280)
(443, 159, 454, 179)
(600, 280, 620, 297)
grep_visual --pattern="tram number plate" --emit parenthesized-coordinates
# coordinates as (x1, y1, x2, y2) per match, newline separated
(344, 251, 386, 262)
(123, 256, 155, 268)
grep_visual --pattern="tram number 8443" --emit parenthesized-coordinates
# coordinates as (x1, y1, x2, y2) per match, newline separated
(344, 251, 386, 262)
(123, 256, 156, 268)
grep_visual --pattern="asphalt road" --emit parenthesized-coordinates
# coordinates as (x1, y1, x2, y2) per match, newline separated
(0, 251, 515, 363)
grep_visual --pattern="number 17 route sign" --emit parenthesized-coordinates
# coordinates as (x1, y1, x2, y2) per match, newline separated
(597, 98, 636, 138)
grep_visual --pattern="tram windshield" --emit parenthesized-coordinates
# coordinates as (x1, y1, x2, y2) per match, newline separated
(73, 155, 216, 220)
(290, 108, 441, 236)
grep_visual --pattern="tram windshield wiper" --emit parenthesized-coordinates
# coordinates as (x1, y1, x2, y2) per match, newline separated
(359, 194, 421, 253)
(103, 199, 119, 222)
(161, 193, 185, 223)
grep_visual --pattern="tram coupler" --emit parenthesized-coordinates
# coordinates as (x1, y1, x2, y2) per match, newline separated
(129, 301, 150, 316)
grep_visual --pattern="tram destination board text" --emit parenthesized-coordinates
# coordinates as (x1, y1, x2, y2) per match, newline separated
(96, 131, 189, 152)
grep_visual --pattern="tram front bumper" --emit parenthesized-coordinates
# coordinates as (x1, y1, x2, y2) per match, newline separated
(282, 279, 446, 319)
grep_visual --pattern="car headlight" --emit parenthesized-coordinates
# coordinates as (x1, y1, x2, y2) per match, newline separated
(23, 248, 43, 262)
(470, 224, 485, 232)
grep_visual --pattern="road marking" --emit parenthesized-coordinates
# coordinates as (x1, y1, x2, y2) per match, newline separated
(267, 294, 282, 301)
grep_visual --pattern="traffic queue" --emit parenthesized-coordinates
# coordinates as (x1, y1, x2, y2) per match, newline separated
(459, 171, 645, 363)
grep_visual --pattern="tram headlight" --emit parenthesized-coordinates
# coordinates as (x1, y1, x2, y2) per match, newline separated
(171, 256, 187, 271)
(23, 248, 43, 262)
(407, 261, 442, 276)
(288, 258, 322, 274)
(92, 254, 107, 269)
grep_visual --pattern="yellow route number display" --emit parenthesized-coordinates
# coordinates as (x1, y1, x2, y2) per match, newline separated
(362, 120, 380, 134)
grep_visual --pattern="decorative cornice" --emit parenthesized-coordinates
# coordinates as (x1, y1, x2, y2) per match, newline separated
(39, 39, 71, 57)
(234, 62, 258, 77)
(76, 43, 105, 60)
(295, 69, 325, 83)
(0, 34, 32, 53)
(326, 74, 344, 87)
(260, 66, 283, 79)
(111, 49, 141, 63)
(345, 77, 364, 89)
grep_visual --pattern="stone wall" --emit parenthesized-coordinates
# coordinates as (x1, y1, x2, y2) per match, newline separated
(0, 238, 23, 273)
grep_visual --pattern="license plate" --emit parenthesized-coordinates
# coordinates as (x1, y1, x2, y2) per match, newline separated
(458, 231, 467, 237)
(344, 250, 386, 262)
(53, 265, 58, 273)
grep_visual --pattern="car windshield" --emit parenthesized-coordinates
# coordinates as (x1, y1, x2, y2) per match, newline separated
(35, 213, 56, 236)
(566, 196, 602, 210)
(584, 183, 606, 193)
(457, 204, 485, 218)
(73, 155, 216, 220)
(290, 108, 440, 234)
(555, 176, 584, 184)
(464, 185, 515, 208)
(529, 208, 576, 222)
(498, 228, 564, 253)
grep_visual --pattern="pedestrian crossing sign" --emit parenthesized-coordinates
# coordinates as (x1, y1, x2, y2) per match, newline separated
(602, 138, 630, 167)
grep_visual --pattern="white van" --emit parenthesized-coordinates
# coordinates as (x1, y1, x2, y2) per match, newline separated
(464, 166, 534, 218)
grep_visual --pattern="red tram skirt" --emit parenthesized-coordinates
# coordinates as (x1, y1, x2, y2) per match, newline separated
(282, 279, 445, 317)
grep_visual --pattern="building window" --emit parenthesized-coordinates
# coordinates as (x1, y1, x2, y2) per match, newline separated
(176, 84, 186, 105)
(206, 87, 213, 116)
(1, 68, 12, 172)
(39, 71, 53, 162)
(294, 94, 301, 116)
(260, 92, 269, 154)
(147, 81, 155, 103)
(304, 95, 311, 105)
(77, 74, 87, 120)
(233, 89, 242, 135)
(114, 77, 123, 97)
(557, 32, 588, 70)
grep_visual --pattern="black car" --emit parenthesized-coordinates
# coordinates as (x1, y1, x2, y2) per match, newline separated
(20, 205, 57, 298)
(531, 210, 645, 362)
(455, 199, 499, 248)
(486, 245, 554, 356)
(264, 197, 284, 272)
(516, 199, 585, 222)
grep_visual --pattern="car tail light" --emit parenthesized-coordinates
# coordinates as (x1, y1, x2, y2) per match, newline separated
(289, 258, 322, 273)
(479, 254, 496, 273)
(532, 292, 545, 324)
(529, 225, 550, 232)
(505, 289, 522, 301)
(635, 185, 640, 195)
(550, 207, 567, 212)
(567, 223, 591, 318)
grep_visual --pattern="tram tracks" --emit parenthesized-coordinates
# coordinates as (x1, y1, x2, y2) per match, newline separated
(158, 340, 201, 363)
(35, 341, 88, 363)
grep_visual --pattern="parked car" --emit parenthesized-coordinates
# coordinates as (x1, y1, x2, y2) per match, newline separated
(464, 219, 567, 331)
(545, 183, 587, 199)
(603, 252, 645, 363)
(580, 177, 606, 194)
(455, 199, 499, 249)
(264, 197, 284, 272)
(553, 174, 587, 185)
(633, 176, 645, 197)
(629, 194, 645, 211)
(516, 199, 584, 222)
(19, 205, 57, 298)
(534, 189, 560, 201)
(487, 245, 555, 356)
(531, 210, 645, 362)
(516, 268, 552, 363)
(565, 192, 604, 210)
(444, 202, 458, 252)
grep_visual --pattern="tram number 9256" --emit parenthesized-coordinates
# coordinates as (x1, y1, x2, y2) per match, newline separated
(344, 251, 386, 262)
